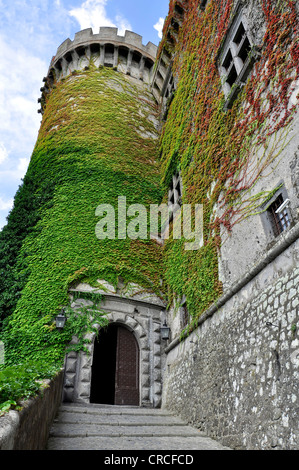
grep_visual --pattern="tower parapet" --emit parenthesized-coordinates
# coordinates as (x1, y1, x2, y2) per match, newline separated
(38, 27, 158, 114)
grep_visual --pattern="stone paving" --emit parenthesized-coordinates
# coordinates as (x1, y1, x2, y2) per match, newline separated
(47, 403, 231, 450)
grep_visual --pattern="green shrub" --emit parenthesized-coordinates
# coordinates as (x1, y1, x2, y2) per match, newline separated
(0, 360, 61, 410)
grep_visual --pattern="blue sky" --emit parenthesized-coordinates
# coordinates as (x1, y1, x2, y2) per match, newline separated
(0, 0, 170, 230)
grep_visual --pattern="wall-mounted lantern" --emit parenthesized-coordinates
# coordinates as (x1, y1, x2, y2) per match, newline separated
(160, 321, 171, 340)
(56, 308, 66, 330)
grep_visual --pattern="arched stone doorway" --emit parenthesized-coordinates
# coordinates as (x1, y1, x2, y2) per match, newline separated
(90, 323, 140, 406)
(62, 294, 167, 408)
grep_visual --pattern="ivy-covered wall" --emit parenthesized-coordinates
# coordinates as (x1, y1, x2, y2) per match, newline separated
(158, 0, 299, 449)
(0, 65, 164, 372)
(158, 0, 299, 328)
(0, 1, 298, 439)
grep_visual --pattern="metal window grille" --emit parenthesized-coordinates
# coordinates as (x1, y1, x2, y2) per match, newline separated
(268, 195, 291, 237)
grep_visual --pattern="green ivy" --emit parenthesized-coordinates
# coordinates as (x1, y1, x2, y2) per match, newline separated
(159, 0, 298, 323)
(0, 361, 61, 407)
(0, 66, 164, 375)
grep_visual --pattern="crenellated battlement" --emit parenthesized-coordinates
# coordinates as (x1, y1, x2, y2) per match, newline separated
(54, 27, 157, 61)
(38, 27, 158, 114)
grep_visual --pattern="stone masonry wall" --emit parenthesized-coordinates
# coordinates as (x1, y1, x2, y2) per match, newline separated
(162, 238, 299, 450)
(0, 370, 64, 450)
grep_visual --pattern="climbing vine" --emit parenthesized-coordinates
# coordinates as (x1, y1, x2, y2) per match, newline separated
(0, 65, 164, 376)
(159, 0, 299, 319)
(0, 0, 298, 408)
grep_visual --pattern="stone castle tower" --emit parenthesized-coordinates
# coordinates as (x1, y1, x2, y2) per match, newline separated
(35, 27, 169, 408)
(1, 0, 299, 450)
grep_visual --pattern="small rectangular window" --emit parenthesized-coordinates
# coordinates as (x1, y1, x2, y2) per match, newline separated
(175, 180, 182, 198)
(169, 191, 175, 205)
(222, 49, 233, 71)
(180, 296, 189, 328)
(238, 36, 251, 64)
(267, 194, 291, 237)
(226, 64, 238, 87)
(181, 305, 189, 327)
(168, 172, 182, 208)
(233, 22, 246, 46)
(168, 172, 183, 226)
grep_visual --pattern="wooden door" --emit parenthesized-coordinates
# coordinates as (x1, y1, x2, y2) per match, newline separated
(114, 326, 139, 406)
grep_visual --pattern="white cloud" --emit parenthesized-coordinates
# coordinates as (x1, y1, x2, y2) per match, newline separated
(154, 17, 165, 39)
(0, 196, 13, 212)
(69, 0, 131, 35)
(0, 35, 43, 227)
(0, 157, 30, 182)
(0, 143, 8, 165)
(17, 157, 30, 175)
(0, 0, 73, 229)
(0, 35, 47, 158)
(114, 14, 132, 35)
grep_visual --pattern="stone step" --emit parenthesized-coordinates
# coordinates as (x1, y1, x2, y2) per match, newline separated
(47, 435, 228, 451)
(53, 412, 185, 426)
(49, 423, 201, 438)
(58, 403, 177, 417)
(47, 403, 231, 451)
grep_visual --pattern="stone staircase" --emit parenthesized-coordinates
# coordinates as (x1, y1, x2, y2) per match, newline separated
(47, 403, 230, 450)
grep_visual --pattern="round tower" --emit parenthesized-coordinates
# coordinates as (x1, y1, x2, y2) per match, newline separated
(3, 28, 166, 408)
(38, 27, 158, 114)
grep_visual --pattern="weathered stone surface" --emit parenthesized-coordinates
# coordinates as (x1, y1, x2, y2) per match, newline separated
(162, 247, 299, 450)
(0, 370, 64, 450)
(47, 403, 230, 450)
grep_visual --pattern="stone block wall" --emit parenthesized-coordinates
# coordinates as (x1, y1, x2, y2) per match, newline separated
(162, 237, 299, 450)
(0, 370, 64, 450)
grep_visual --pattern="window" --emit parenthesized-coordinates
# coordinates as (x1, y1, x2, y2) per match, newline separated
(158, 171, 183, 242)
(168, 171, 182, 215)
(162, 71, 176, 121)
(164, 171, 183, 239)
(181, 304, 189, 328)
(180, 296, 190, 329)
(218, 4, 259, 109)
(267, 194, 291, 237)
(260, 184, 292, 240)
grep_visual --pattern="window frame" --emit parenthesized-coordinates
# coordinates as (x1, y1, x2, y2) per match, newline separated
(180, 295, 190, 329)
(266, 194, 291, 237)
(260, 184, 292, 240)
(168, 171, 183, 222)
(217, 3, 259, 110)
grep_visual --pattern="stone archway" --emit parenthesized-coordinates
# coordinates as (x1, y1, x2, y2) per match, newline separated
(63, 304, 163, 408)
